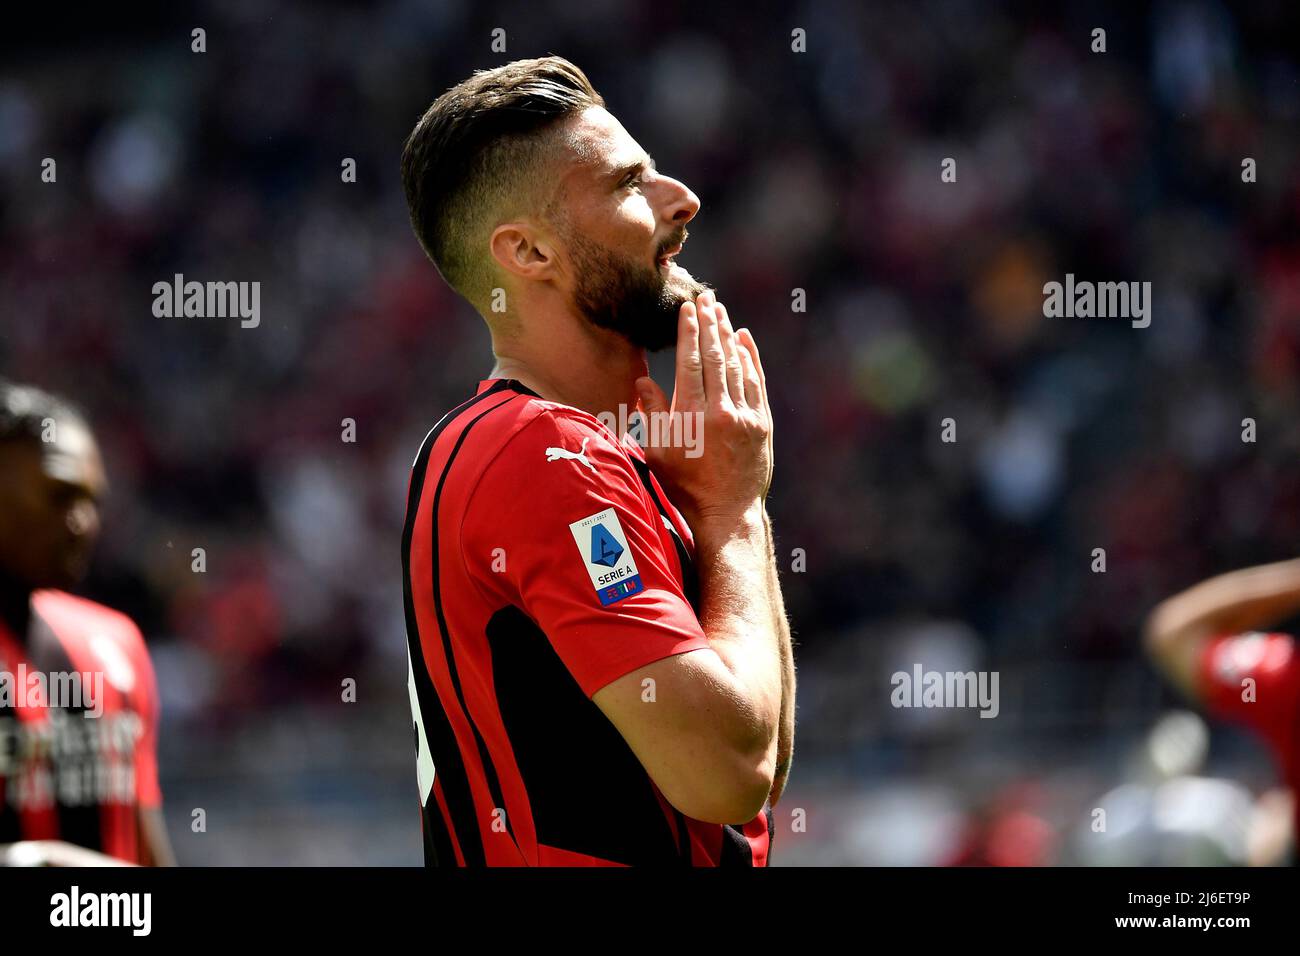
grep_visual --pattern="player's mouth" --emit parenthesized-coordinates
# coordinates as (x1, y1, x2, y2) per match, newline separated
(656, 243, 683, 272)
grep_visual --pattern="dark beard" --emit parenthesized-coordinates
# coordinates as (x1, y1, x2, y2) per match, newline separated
(564, 228, 706, 351)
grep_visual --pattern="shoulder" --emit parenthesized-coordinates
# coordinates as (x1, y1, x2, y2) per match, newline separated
(473, 396, 639, 487)
(32, 590, 145, 646)
(422, 384, 624, 476)
(32, 590, 152, 686)
(457, 399, 655, 546)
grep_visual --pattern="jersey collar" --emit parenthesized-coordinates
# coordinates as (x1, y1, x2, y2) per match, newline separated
(476, 378, 539, 398)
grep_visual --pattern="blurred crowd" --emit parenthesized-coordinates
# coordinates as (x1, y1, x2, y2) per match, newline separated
(2, 1, 1298, 863)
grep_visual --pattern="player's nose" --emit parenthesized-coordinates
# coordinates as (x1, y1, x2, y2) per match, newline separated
(658, 174, 700, 227)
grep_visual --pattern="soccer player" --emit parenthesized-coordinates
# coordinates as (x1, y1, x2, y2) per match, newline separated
(0, 381, 174, 866)
(399, 56, 795, 866)
(1144, 559, 1300, 859)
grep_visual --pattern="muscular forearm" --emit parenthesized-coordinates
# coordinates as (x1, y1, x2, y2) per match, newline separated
(763, 510, 795, 807)
(692, 505, 784, 762)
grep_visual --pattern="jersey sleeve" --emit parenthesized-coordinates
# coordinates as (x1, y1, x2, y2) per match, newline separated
(463, 407, 710, 698)
(1199, 631, 1300, 760)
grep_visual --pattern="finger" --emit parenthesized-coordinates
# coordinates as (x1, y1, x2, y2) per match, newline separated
(673, 301, 705, 408)
(736, 335, 761, 409)
(696, 291, 730, 407)
(737, 326, 774, 494)
(735, 327, 768, 418)
(635, 375, 669, 418)
(714, 302, 747, 407)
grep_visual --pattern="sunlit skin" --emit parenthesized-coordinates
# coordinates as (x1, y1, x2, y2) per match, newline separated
(486, 106, 705, 421)
(0, 422, 175, 867)
(470, 104, 795, 819)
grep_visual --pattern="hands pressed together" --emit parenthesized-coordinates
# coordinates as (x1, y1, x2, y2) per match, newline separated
(635, 289, 774, 531)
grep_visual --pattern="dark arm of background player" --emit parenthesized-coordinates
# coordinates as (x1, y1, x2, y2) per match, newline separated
(763, 509, 795, 808)
(1144, 557, 1300, 701)
(138, 806, 176, 866)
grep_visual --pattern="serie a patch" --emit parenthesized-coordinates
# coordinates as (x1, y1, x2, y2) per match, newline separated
(568, 508, 644, 606)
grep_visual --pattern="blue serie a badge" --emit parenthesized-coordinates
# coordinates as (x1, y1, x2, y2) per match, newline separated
(568, 508, 644, 606)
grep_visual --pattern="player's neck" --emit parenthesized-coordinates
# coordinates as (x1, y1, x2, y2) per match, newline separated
(0, 575, 32, 643)
(491, 324, 646, 423)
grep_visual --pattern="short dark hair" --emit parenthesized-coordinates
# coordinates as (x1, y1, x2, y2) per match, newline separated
(0, 379, 87, 445)
(400, 55, 605, 309)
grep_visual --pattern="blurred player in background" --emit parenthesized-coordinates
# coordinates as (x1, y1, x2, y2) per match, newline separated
(1144, 559, 1299, 864)
(399, 56, 795, 865)
(0, 381, 173, 866)
(1076, 711, 1274, 866)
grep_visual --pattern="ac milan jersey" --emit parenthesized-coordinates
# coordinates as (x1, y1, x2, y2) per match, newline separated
(1200, 631, 1300, 839)
(0, 590, 162, 864)
(402, 378, 774, 866)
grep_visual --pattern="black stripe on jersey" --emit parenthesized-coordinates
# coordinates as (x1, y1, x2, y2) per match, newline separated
(0, 707, 19, 843)
(0, 747, 13, 841)
(484, 606, 686, 865)
(719, 822, 758, 866)
(426, 396, 527, 862)
(673, 806, 692, 862)
(503, 379, 540, 399)
(630, 458, 700, 614)
(632, 455, 703, 863)
(402, 380, 513, 867)
(0, 623, 22, 842)
(29, 612, 104, 852)
(633, 453, 762, 867)
(420, 788, 450, 867)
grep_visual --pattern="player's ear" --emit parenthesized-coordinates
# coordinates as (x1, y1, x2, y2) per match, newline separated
(489, 221, 559, 282)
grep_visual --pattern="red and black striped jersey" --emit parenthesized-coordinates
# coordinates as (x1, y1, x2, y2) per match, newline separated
(0, 590, 162, 864)
(402, 378, 774, 866)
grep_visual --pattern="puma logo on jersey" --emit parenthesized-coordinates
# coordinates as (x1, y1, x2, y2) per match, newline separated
(545, 437, 596, 472)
